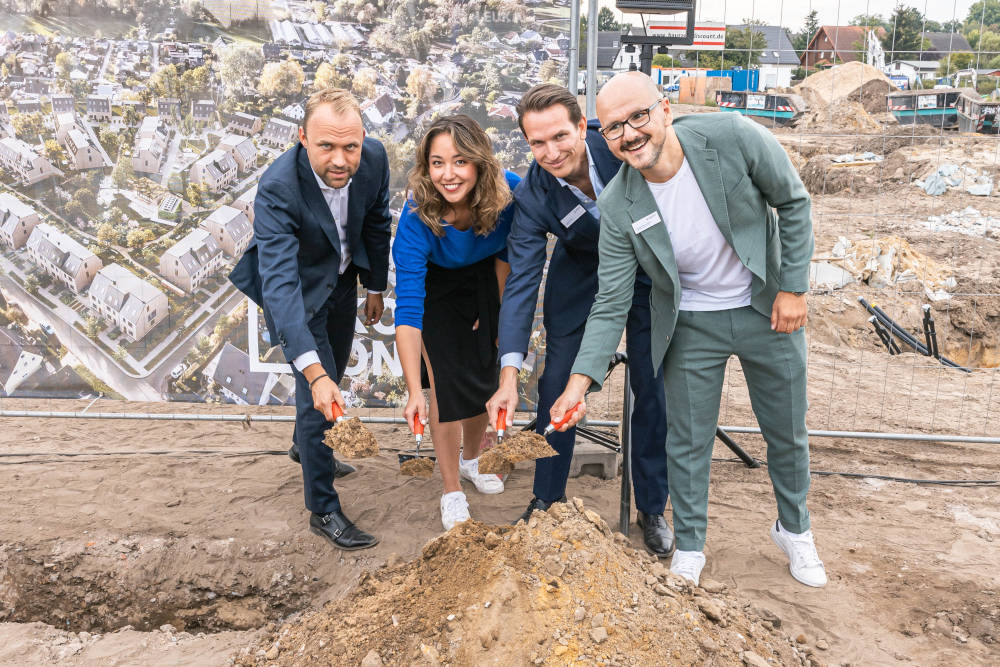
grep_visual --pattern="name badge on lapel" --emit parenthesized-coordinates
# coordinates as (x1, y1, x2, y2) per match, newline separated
(631, 212, 661, 234)
(560, 204, 586, 229)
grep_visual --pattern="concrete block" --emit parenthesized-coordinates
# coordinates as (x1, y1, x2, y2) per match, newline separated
(569, 439, 620, 480)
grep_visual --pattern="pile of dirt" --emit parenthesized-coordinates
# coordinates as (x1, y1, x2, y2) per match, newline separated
(400, 456, 435, 478)
(479, 431, 558, 475)
(798, 149, 927, 195)
(824, 235, 956, 295)
(233, 500, 804, 666)
(795, 61, 897, 112)
(324, 418, 379, 458)
(796, 99, 883, 133)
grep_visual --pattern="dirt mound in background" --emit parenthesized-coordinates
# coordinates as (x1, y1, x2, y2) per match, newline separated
(796, 61, 897, 108)
(799, 150, 927, 195)
(234, 500, 803, 666)
(796, 99, 883, 133)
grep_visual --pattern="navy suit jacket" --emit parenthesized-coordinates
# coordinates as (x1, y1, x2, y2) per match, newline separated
(229, 139, 391, 362)
(499, 121, 644, 358)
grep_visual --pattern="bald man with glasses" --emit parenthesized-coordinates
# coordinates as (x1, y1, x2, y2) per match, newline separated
(549, 72, 825, 589)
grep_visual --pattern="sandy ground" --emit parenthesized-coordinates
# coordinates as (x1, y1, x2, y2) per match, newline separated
(2, 93, 1000, 666)
(0, 391, 997, 666)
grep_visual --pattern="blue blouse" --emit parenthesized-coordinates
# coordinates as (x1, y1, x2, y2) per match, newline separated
(393, 170, 521, 329)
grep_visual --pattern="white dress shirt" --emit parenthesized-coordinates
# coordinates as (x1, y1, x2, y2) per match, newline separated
(500, 144, 605, 372)
(292, 169, 375, 373)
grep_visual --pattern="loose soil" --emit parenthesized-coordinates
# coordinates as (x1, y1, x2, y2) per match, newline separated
(0, 399, 997, 665)
(233, 504, 802, 666)
(479, 430, 558, 475)
(324, 417, 379, 458)
(400, 456, 435, 478)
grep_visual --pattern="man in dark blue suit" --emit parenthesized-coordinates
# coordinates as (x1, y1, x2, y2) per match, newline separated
(486, 84, 673, 557)
(230, 89, 390, 551)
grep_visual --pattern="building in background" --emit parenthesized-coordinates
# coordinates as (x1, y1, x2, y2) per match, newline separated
(159, 228, 223, 293)
(0, 193, 41, 249)
(25, 223, 103, 292)
(88, 263, 169, 342)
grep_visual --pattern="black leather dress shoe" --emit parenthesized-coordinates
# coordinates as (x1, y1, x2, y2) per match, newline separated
(309, 511, 379, 551)
(637, 511, 676, 558)
(512, 496, 567, 525)
(288, 443, 357, 478)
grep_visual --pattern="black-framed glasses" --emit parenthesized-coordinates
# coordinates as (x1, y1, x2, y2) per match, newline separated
(599, 100, 662, 140)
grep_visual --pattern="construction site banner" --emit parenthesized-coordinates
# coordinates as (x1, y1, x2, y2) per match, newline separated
(644, 20, 726, 50)
(0, 1, 564, 410)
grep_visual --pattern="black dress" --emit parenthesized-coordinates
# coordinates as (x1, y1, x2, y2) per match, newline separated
(420, 256, 500, 422)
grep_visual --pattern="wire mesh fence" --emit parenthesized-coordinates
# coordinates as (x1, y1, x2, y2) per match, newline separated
(0, 0, 998, 450)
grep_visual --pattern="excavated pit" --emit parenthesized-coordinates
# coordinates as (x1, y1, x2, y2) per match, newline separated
(0, 537, 316, 634)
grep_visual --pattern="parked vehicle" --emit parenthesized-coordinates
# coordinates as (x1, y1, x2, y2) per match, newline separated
(886, 88, 961, 129)
(714, 90, 806, 127)
(170, 363, 187, 379)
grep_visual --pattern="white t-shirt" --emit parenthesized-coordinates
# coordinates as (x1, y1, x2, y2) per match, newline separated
(645, 158, 753, 311)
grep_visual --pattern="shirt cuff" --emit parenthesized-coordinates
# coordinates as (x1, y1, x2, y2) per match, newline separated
(292, 350, 321, 372)
(500, 352, 524, 372)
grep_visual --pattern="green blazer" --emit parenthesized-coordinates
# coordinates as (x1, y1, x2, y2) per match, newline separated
(571, 112, 814, 388)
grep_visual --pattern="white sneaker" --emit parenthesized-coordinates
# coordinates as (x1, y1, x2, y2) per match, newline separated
(770, 520, 827, 588)
(440, 491, 470, 531)
(669, 549, 706, 586)
(458, 455, 505, 494)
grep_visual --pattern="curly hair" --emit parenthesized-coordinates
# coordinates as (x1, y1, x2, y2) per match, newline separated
(407, 114, 512, 237)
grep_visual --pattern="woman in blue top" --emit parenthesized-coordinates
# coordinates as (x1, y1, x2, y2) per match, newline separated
(393, 114, 521, 530)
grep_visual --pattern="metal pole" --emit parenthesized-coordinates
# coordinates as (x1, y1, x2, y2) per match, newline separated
(0, 410, 617, 427)
(618, 363, 633, 536)
(2, 411, 999, 445)
(568, 0, 580, 95)
(585, 0, 598, 117)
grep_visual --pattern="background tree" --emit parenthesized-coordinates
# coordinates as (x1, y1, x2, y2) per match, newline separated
(257, 60, 305, 99)
(965, 0, 1000, 32)
(459, 86, 481, 105)
(97, 222, 117, 245)
(406, 67, 437, 113)
(793, 9, 820, 53)
(111, 157, 134, 189)
(581, 7, 622, 33)
(180, 65, 212, 102)
(352, 67, 378, 100)
(313, 61, 350, 90)
(44, 139, 66, 163)
(652, 53, 676, 68)
(24, 274, 39, 295)
(885, 4, 931, 59)
(99, 127, 121, 156)
(149, 64, 182, 100)
(218, 45, 264, 100)
(55, 51, 73, 78)
(688, 24, 766, 69)
(538, 59, 559, 82)
(11, 112, 44, 141)
(126, 228, 155, 248)
(85, 315, 101, 339)
(850, 13, 890, 31)
(937, 51, 976, 76)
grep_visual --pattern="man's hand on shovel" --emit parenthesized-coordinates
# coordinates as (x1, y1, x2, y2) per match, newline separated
(305, 364, 345, 422)
(549, 373, 591, 432)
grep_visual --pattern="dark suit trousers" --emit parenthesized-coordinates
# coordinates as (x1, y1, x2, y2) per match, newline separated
(292, 265, 358, 515)
(533, 279, 669, 514)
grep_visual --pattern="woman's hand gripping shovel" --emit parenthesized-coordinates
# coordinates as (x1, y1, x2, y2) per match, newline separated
(399, 416, 435, 477)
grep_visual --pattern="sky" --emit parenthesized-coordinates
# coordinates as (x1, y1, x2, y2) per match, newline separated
(598, 0, 981, 31)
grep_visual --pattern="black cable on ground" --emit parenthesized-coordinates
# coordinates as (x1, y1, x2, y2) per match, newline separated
(711, 457, 998, 486)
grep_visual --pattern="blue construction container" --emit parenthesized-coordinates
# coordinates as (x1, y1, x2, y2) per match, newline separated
(706, 69, 760, 92)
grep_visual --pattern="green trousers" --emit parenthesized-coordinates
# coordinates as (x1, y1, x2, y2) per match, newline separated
(663, 306, 811, 551)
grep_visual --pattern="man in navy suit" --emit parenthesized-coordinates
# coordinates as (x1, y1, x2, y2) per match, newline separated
(230, 88, 390, 551)
(486, 84, 673, 557)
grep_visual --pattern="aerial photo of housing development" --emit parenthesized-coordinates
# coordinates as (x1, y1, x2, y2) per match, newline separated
(0, 0, 567, 405)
